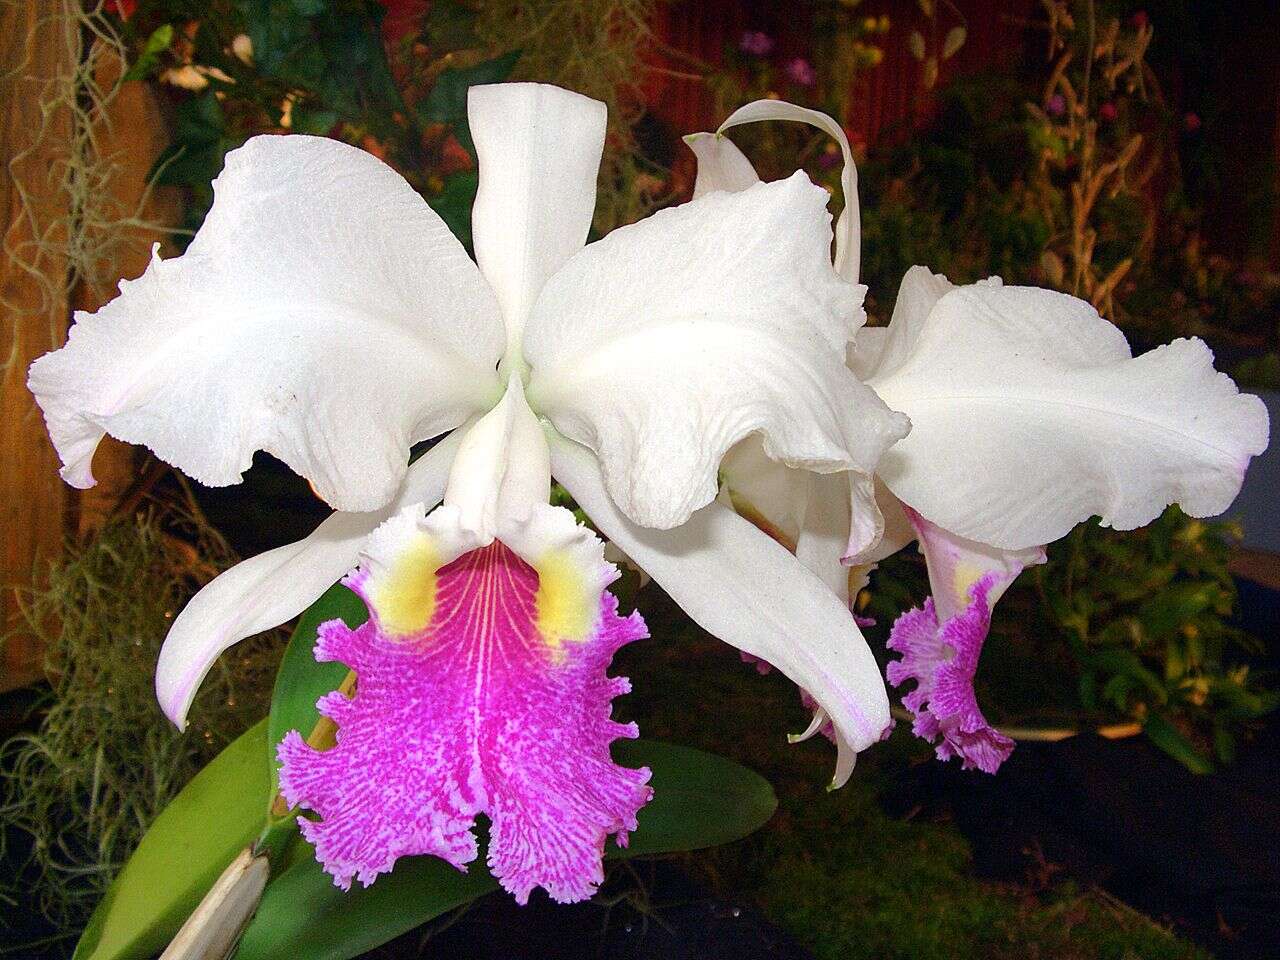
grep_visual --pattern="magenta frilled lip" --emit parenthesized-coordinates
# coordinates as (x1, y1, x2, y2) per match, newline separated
(886, 574, 1014, 774)
(278, 532, 651, 904)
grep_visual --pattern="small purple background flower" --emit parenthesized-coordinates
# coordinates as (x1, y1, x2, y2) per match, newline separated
(785, 57, 816, 87)
(740, 30, 775, 57)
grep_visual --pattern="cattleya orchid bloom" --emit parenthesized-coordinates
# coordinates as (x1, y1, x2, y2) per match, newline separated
(28, 83, 911, 901)
(688, 102, 1269, 772)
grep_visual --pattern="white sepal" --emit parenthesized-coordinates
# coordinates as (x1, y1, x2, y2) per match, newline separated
(469, 82, 606, 371)
(551, 435, 890, 786)
(155, 429, 464, 728)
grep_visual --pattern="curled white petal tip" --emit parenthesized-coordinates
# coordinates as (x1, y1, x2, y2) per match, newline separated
(788, 707, 830, 744)
(712, 98, 861, 282)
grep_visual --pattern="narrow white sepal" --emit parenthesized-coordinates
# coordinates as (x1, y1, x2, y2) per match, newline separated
(156, 429, 464, 729)
(550, 434, 889, 786)
(714, 99, 862, 282)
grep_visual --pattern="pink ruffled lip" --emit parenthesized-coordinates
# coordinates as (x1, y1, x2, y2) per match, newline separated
(886, 574, 1015, 774)
(278, 538, 651, 903)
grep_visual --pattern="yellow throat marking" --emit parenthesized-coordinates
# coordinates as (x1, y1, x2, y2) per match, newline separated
(371, 534, 441, 636)
(534, 550, 595, 652)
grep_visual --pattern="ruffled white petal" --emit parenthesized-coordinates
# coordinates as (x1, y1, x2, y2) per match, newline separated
(550, 435, 890, 785)
(852, 265, 955, 380)
(469, 83, 606, 369)
(870, 274, 1271, 549)
(28, 135, 504, 512)
(155, 429, 465, 729)
(525, 173, 908, 530)
(713, 99, 862, 282)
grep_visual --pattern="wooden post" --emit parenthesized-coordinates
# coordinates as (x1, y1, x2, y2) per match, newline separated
(1, 0, 74, 691)
(1, 4, 174, 690)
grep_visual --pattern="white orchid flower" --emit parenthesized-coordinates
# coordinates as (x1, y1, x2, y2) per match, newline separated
(28, 83, 910, 902)
(688, 101, 1270, 772)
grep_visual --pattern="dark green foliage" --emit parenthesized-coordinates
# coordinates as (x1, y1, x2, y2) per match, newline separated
(135, 0, 517, 250)
(1033, 508, 1276, 770)
(619, 599, 1210, 960)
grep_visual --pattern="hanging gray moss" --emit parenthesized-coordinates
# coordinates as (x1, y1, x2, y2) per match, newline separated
(0, 501, 281, 930)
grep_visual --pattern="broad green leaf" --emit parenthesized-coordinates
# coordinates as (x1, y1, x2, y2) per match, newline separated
(235, 740, 776, 960)
(73, 721, 271, 960)
(1144, 712, 1213, 775)
(427, 171, 479, 249)
(234, 837, 497, 960)
(267, 582, 369, 790)
(419, 50, 521, 153)
(610, 739, 777, 857)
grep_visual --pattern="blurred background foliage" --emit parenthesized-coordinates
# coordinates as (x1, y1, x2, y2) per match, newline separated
(2, 0, 1277, 955)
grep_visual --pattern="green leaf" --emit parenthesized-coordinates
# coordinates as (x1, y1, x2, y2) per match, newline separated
(610, 738, 776, 857)
(73, 721, 271, 960)
(235, 739, 775, 960)
(123, 23, 174, 82)
(290, 105, 339, 135)
(267, 582, 369, 789)
(420, 50, 521, 125)
(1137, 581, 1214, 638)
(419, 50, 520, 152)
(427, 171, 479, 248)
(1143, 712, 1213, 774)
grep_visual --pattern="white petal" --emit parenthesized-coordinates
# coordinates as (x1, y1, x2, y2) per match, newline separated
(866, 481, 917, 563)
(720, 436, 807, 548)
(469, 83, 606, 368)
(851, 265, 954, 380)
(795, 472, 855, 604)
(443, 375, 551, 543)
(155, 429, 464, 729)
(871, 277, 1271, 549)
(721, 442, 905, 599)
(684, 132, 760, 198)
(715, 99, 862, 282)
(550, 435, 890, 785)
(28, 135, 504, 512)
(905, 506, 1046, 623)
(525, 173, 908, 530)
